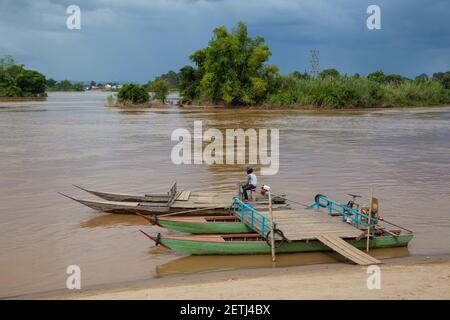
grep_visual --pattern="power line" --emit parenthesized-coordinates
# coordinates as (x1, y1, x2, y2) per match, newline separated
(309, 49, 320, 78)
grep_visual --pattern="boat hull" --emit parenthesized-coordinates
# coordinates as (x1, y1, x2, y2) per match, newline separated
(158, 234, 414, 255)
(60, 193, 290, 215)
(157, 218, 254, 234)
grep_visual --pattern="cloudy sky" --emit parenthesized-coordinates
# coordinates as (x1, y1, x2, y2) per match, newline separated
(0, 0, 449, 83)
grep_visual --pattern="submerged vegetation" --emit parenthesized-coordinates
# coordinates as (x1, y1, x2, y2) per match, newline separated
(117, 84, 149, 104)
(0, 55, 47, 97)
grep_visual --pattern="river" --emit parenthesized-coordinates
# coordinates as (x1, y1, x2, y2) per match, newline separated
(1, 91, 449, 297)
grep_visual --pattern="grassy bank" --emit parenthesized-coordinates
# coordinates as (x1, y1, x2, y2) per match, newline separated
(264, 75, 450, 108)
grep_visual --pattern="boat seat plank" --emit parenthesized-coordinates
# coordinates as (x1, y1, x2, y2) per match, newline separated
(176, 191, 191, 201)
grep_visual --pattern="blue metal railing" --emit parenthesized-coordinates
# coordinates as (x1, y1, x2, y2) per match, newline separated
(307, 195, 377, 233)
(232, 197, 273, 238)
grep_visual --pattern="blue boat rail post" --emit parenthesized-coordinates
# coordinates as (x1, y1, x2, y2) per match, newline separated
(306, 195, 378, 235)
(232, 197, 274, 238)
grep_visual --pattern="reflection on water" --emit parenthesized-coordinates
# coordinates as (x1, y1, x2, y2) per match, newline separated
(1, 91, 449, 297)
(155, 247, 411, 277)
(80, 214, 147, 229)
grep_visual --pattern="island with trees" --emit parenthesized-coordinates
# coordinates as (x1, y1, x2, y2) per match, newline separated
(0, 55, 47, 97)
(112, 21, 449, 109)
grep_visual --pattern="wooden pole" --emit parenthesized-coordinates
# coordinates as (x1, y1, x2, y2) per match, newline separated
(366, 187, 374, 252)
(269, 191, 276, 262)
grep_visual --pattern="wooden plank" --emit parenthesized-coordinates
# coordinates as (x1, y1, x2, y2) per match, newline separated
(176, 191, 191, 201)
(315, 234, 381, 265)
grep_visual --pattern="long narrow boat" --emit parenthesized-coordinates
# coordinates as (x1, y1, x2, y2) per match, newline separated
(139, 214, 254, 234)
(73, 185, 170, 202)
(72, 184, 285, 204)
(59, 193, 290, 215)
(140, 231, 413, 255)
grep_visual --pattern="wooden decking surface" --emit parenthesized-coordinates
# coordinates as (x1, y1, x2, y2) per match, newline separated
(262, 207, 381, 265)
(271, 208, 362, 241)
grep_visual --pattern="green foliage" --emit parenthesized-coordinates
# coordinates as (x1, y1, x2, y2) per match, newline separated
(117, 84, 149, 104)
(47, 80, 85, 92)
(145, 70, 180, 92)
(291, 71, 310, 80)
(0, 55, 15, 70)
(266, 74, 450, 108)
(179, 65, 201, 103)
(149, 79, 170, 102)
(432, 71, 450, 89)
(0, 56, 47, 97)
(106, 94, 116, 106)
(47, 78, 57, 87)
(367, 70, 406, 85)
(415, 73, 429, 81)
(185, 21, 278, 105)
(319, 68, 340, 79)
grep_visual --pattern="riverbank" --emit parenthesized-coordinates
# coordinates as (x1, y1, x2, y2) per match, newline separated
(180, 103, 450, 111)
(40, 255, 450, 300)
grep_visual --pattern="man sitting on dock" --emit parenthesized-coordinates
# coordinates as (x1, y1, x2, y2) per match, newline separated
(242, 166, 257, 201)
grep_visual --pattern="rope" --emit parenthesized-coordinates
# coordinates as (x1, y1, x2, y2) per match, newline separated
(378, 218, 413, 234)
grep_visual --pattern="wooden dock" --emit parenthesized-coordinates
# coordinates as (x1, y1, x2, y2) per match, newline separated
(271, 208, 362, 240)
(238, 206, 381, 265)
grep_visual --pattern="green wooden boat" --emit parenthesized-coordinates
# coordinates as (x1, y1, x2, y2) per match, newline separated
(140, 230, 413, 255)
(138, 214, 254, 234)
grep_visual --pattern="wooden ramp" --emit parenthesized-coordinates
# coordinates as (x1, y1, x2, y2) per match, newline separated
(314, 234, 381, 265)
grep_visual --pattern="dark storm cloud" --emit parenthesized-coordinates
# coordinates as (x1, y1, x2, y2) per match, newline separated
(0, 0, 448, 82)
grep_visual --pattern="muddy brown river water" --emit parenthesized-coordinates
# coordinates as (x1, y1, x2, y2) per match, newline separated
(1, 91, 449, 297)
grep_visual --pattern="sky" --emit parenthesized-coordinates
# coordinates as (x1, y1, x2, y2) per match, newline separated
(0, 0, 449, 83)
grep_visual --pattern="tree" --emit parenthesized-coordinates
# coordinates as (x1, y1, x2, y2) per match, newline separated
(56, 80, 73, 91)
(117, 84, 149, 104)
(0, 55, 15, 70)
(0, 56, 47, 97)
(47, 78, 57, 88)
(189, 21, 278, 105)
(367, 70, 405, 85)
(149, 79, 170, 103)
(367, 70, 386, 83)
(291, 71, 310, 80)
(415, 73, 429, 81)
(319, 68, 340, 79)
(432, 71, 450, 89)
(178, 65, 201, 103)
(17, 70, 46, 95)
(73, 82, 85, 92)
